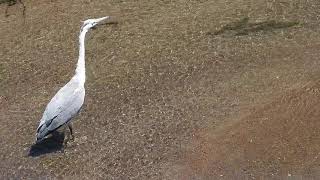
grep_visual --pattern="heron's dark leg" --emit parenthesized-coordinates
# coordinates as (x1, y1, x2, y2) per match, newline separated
(68, 123, 74, 140)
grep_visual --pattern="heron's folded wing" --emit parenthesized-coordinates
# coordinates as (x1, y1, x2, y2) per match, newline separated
(37, 81, 85, 132)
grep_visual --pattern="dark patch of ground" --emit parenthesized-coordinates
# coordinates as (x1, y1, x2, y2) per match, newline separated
(211, 17, 299, 36)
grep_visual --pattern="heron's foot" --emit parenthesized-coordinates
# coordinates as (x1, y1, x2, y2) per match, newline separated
(70, 134, 75, 141)
(63, 123, 75, 146)
(64, 136, 72, 147)
(64, 132, 75, 143)
(65, 133, 75, 146)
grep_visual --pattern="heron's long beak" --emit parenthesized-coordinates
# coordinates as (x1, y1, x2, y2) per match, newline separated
(95, 16, 111, 25)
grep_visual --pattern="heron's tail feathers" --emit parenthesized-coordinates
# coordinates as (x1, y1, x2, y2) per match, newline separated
(35, 123, 50, 143)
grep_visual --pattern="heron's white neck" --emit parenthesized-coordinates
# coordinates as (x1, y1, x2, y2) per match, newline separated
(74, 28, 89, 84)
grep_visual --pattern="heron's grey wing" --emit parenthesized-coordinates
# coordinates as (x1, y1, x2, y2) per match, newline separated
(37, 80, 85, 136)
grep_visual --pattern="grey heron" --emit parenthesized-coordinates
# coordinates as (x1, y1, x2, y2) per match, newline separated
(36, 16, 110, 143)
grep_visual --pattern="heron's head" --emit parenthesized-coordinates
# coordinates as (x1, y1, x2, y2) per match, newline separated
(81, 16, 110, 31)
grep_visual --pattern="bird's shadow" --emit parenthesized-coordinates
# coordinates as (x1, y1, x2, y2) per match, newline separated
(28, 131, 66, 157)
